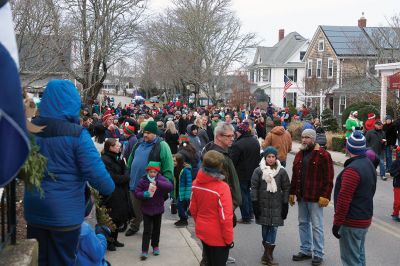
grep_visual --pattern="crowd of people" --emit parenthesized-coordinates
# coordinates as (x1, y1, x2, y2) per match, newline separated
(24, 80, 400, 266)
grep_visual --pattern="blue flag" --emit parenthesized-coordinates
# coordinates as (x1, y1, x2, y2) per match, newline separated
(0, 2, 30, 186)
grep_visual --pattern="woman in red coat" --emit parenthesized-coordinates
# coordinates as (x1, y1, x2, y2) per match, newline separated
(190, 150, 234, 266)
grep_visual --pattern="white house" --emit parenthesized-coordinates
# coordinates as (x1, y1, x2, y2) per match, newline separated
(248, 30, 309, 108)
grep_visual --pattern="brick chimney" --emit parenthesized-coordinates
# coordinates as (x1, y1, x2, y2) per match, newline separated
(279, 29, 285, 42)
(358, 12, 367, 28)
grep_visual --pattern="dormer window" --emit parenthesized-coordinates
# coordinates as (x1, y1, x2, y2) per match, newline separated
(318, 40, 324, 52)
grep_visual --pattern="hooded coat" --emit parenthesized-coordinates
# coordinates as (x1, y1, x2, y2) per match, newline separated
(25, 80, 115, 227)
(251, 159, 290, 226)
(190, 169, 233, 246)
(261, 126, 292, 162)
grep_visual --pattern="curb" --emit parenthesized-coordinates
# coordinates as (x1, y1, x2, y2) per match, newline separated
(178, 227, 202, 263)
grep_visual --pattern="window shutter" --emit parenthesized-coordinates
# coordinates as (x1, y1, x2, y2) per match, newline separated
(294, 69, 297, 82)
(284, 69, 287, 81)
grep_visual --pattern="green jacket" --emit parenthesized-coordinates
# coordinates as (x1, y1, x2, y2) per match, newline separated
(127, 139, 174, 183)
(202, 142, 242, 208)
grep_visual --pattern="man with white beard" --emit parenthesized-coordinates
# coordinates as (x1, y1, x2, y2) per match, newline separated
(289, 129, 334, 266)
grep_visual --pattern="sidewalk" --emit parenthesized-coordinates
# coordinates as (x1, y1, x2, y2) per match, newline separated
(291, 141, 348, 166)
(106, 219, 202, 266)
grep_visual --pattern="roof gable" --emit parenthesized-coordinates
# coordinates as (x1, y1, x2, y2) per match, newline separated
(250, 32, 307, 66)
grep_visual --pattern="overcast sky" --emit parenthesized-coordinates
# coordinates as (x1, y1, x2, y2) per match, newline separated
(147, 0, 399, 46)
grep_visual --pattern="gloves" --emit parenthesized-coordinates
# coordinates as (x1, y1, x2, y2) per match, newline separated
(318, 197, 330, 207)
(289, 195, 296, 206)
(252, 201, 261, 219)
(281, 203, 289, 220)
(95, 224, 111, 238)
(143, 191, 150, 198)
(226, 242, 234, 249)
(332, 224, 341, 239)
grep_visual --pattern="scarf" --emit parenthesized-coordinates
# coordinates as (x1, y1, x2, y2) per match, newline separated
(259, 158, 282, 193)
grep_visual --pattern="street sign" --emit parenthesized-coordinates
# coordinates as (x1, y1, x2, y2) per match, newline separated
(388, 71, 400, 90)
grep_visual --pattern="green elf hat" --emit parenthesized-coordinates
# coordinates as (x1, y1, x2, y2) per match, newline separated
(179, 134, 189, 143)
(145, 161, 161, 172)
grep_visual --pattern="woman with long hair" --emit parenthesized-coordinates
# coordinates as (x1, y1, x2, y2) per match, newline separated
(195, 116, 209, 149)
(178, 135, 200, 179)
(101, 138, 133, 251)
(165, 120, 179, 154)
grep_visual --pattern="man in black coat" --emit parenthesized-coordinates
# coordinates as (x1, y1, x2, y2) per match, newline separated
(383, 115, 398, 172)
(230, 122, 261, 223)
(366, 120, 386, 180)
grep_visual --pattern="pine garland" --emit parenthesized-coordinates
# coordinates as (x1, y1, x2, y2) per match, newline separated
(91, 188, 116, 231)
(19, 135, 53, 197)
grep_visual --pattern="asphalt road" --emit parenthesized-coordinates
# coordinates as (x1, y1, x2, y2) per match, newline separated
(179, 153, 400, 266)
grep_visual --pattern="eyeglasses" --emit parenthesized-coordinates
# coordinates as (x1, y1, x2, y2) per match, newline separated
(221, 134, 235, 139)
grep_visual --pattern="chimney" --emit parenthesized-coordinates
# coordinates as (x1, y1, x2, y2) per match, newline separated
(358, 12, 367, 28)
(279, 29, 285, 42)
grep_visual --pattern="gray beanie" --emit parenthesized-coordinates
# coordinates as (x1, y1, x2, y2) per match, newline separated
(302, 129, 316, 142)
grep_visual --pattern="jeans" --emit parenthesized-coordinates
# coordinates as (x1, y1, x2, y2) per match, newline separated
(297, 201, 324, 258)
(385, 146, 393, 172)
(379, 155, 385, 177)
(177, 199, 189, 220)
(239, 180, 253, 221)
(142, 214, 162, 252)
(262, 225, 278, 244)
(339, 226, 368, 266)
(27, 224, 80, 266)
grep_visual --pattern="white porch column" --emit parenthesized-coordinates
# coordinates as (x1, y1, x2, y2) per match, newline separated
(380, 72, 387, 121)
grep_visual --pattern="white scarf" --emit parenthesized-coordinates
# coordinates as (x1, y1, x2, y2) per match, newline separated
(260, 158, 282, 193)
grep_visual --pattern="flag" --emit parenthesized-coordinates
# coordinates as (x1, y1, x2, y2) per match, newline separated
(0, 1, 30, 187)
(283, 74, 293, 98)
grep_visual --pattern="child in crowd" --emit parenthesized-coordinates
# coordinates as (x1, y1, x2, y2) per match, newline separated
(190, 150, 234, 266)
(251, 146, 290, 265)
(134, 161, 173, 260)
(75, 185, 111, 266)
(389, 146, 400, 222)
(173, 153, 193, 227)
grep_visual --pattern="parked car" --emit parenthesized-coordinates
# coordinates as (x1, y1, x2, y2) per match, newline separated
(149, 96, 159, 103)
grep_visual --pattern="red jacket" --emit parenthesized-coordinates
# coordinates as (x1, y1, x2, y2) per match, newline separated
(189, 169, 233, 246)
(290, 144, 334, 202)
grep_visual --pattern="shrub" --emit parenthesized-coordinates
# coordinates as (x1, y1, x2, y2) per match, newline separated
(287, 120, 303, 141)
(321, 108, 338, 132)
(332, 134, 346, 152)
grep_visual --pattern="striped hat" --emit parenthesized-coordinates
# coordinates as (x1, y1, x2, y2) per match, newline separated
(145, 161, 161, 172)
(123, 125, 135, 136)
(346, 131, 366, 155)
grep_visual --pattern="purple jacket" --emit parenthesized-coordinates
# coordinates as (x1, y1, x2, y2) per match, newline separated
(134, 174, 173, 216)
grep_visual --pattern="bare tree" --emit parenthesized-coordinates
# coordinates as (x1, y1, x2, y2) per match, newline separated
(47, 0, 146, 103)
(140, 0, 257, 105)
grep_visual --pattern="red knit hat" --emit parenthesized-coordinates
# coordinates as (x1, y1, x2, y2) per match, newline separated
(102, 111, 113, 122)
(367, 113, 375, 120)
(123, 125, 135, 136)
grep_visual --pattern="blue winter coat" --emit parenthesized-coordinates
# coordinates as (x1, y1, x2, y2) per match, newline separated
(24, 80, 115, 227)
(75, 222, 108, 266)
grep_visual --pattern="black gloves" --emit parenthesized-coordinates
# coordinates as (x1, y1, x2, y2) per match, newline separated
(252, 201, 260, 219)
(281, 203, 289, 220)
(332, 224, 341, 239)
(226, 242, 234, 249)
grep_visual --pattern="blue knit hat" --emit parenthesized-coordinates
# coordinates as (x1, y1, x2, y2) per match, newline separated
(346, 131, 366, 155)
(261, 146, 278, 157)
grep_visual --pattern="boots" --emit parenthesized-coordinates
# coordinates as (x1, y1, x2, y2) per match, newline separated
(261, 241, 270, 265)
(266, 243, 279, 266)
